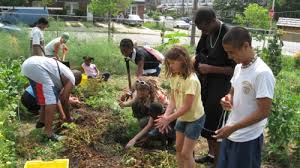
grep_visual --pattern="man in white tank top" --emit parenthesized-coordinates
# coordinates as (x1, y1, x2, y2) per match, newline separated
(45, 32, 69, 60)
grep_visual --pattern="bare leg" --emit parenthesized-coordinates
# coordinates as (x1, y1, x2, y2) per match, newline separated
(208, 139, 216, 157)
(44, 104, 57, 137)
(176, 131, 185, 168)
(214, 142, 221, 167)
(39, 105, 45, 123)
(181, 137, 198, 168)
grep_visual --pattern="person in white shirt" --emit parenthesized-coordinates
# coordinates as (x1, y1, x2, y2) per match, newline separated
(21, 56, 82, 141)
(215, 27, 276, 168)
(45, 32, 69, 60)
(30, 17, 48, 56)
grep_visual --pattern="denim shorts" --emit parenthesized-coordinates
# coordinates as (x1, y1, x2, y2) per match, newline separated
(174, 115, 205, 140)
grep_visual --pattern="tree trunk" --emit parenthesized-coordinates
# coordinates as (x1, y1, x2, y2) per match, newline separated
(190, 0, 198, 46)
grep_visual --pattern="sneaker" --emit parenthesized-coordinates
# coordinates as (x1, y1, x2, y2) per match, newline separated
(195, 155, 214, 164)
(47, 133, 65, 142)
(36, 121, 45, 128)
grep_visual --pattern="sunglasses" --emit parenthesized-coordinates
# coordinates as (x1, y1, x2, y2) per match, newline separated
(136, 80, 150, 88)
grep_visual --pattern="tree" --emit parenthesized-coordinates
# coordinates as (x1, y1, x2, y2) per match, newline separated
(213, 0, 247, 23)
(89, 0, 132, 40)
(234, 3, 270, 41)
(268, 0, 300, 18)
(234, 3, 269, 29)
(0, 0, 26, 6)
(40, 0, 54, 6)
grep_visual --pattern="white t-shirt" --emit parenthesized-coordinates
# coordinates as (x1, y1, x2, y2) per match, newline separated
(22, 56, 75, 89)
(82, 63, 98, 77)
(226, 57, 275, 142)
(45, 37, 63, 56)
(31, 27, 44, 46)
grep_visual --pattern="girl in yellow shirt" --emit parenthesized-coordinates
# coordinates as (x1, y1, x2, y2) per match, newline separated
(155, 46, 205, 168)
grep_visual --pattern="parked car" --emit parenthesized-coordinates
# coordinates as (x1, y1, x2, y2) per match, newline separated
(174, 20, 190, 29)
(123, 14, 143, 26)
(166, 16, 174, 20)
(0, 7, 49, 27)
(180, 17, 191, 23)
(0, 22, 21, 32)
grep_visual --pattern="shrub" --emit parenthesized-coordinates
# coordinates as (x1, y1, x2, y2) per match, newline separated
(0, 58, 27, 167)
(294, 53, 300, 68)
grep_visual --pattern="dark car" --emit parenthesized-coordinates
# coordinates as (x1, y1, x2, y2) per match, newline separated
(0, 7, 49, 27)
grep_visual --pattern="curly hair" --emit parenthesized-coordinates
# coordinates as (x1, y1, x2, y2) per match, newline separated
(135, 78, 157, 103)
(164, 45, 193, 79)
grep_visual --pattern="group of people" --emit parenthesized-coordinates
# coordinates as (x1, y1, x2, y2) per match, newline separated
(22, 18, 110, 141)
(20, 6, 276, 168)
(118, 7, 275, 168)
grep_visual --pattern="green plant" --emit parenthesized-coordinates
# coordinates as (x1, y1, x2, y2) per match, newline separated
(156, 31, 188, 53)
(265, 57, 300, 167)
(262, 31, 283, 76)
(294, 53, 300, 68)
(0, 58, 27, 167)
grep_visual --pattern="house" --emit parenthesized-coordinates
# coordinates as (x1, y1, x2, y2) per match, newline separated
(31, 0, 90, 15)
(277, 17, 300, 42)
(159, 0, 214, 15)
(127, 0, 145, 19)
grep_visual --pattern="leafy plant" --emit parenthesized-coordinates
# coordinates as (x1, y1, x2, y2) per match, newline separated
(265, 57, 300, 167)
(294, 53, 300, 68)
(262, 31, 283, 76)
(0, 58, 27, 167)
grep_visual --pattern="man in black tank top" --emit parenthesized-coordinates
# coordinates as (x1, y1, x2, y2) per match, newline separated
(193, 7, 236, 166)
(120, 39, 161, 78)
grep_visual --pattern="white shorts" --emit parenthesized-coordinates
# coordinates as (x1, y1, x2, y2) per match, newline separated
(22, 61, 59, 105)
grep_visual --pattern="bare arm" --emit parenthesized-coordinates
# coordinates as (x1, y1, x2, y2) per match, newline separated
(215, 97, 272, 139)
(32, 45, 43, 56)
(94, 67, 100, 77)
(199, 64, 234, 75)
(126, 117, 154, 148)
(164, 91, 176, 116)
(165, 94, 195, 123)
(136, 59, 144, 78)
(53, 42, 61, 60)
(57, 102, 66, 121)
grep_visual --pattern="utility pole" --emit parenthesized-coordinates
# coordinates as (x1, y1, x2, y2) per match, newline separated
(182, 0, 185, 16)
(190, 0, 198, 46)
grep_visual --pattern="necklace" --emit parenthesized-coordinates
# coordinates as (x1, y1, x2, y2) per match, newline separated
(242, 56, 258, 69)
(209, 21, 222, 48)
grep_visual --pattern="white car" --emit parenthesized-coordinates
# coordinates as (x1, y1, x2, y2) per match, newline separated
(123, 15, 143, 26)
(174, 20, 190, 30)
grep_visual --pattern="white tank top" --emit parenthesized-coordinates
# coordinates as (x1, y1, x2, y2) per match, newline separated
(45, 37, 63, 56)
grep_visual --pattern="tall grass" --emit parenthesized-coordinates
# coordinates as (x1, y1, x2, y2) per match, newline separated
(0, 30, 128, 75)
(0, 31, 30, 60)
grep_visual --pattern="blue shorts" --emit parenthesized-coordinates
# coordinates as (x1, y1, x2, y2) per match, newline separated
(216, 134, 264, 168)
(174, 115, 205, 140)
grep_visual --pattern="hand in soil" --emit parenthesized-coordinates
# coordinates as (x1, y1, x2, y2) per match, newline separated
(125, 139, 136, 149)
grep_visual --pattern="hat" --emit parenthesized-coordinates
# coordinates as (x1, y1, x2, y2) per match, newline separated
(62, 32, 69, 43)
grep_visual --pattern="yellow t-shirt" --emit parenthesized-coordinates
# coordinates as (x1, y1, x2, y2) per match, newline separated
(170, 73, 204, 122)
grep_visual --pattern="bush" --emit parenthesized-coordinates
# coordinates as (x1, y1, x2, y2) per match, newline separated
(261, 31, 283, 76)
(294, 53, 300, 68)
(265, 57, 300, 167)
(0, 58, 27, 167)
